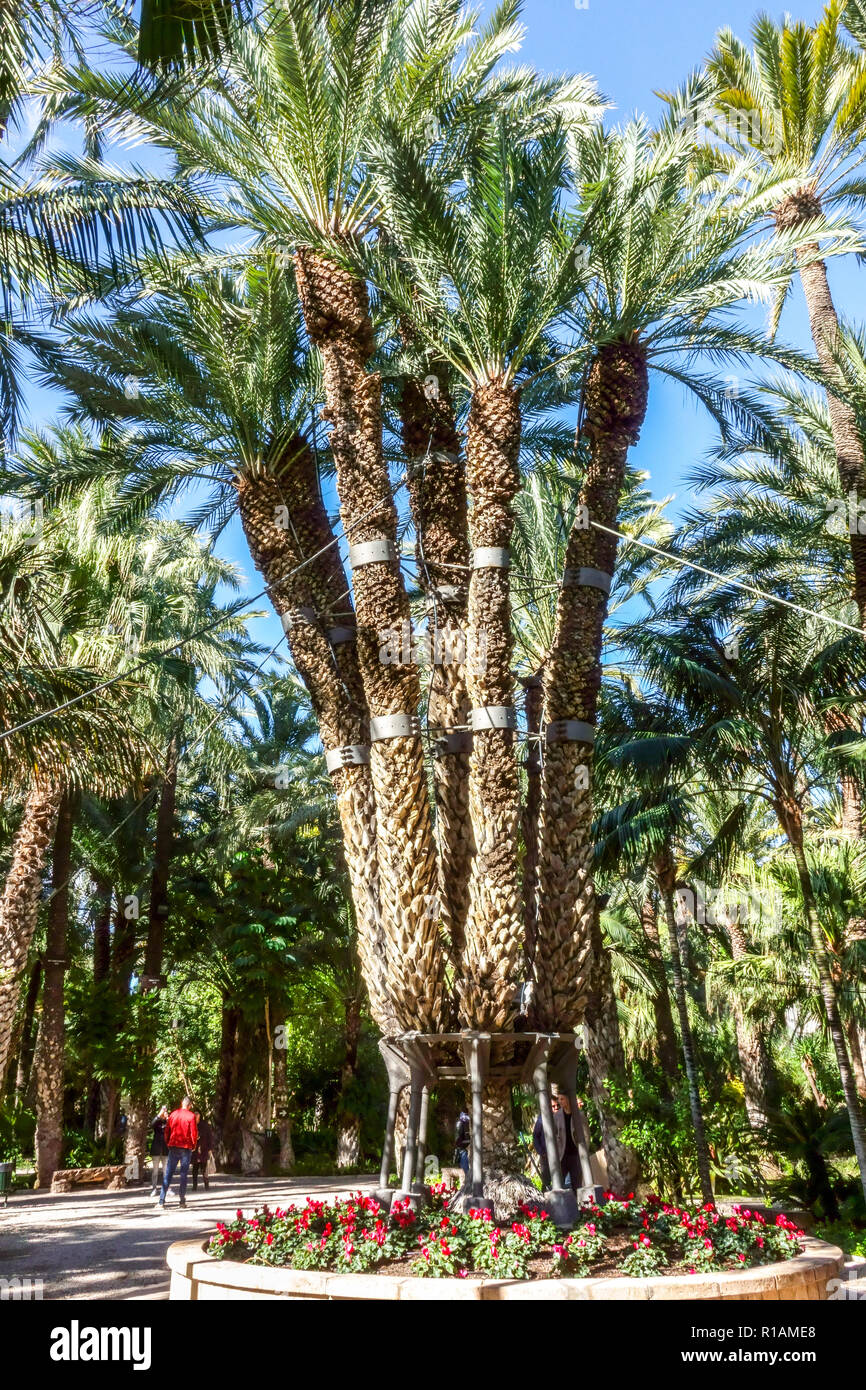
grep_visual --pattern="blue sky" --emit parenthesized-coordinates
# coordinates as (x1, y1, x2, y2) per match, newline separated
(17, 0, 865, 665)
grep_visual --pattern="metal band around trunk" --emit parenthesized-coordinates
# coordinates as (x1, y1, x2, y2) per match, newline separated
(470, 705, 518, 732)
(325, 744, 370, 773)
(434, 731, 473, 756)
(472, 547, 510, 569)
(563, 567, 612, 594)
(369, 712, 420, 741)
(545, 719, 596, 746)
(327, 626, 356, 646)
(431, 450, 460, 463)
(280, 606, 316, 633)
(432, 584, 465, 602)
(348, 538, 396, 569)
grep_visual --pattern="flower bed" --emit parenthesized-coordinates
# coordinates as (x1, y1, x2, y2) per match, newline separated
(204, 1186, 808, 1283)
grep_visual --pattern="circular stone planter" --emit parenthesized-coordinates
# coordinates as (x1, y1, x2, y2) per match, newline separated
(166, 1235, 845, 1301)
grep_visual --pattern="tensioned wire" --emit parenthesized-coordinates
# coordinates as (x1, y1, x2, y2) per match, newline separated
(3, 481, 862, 745)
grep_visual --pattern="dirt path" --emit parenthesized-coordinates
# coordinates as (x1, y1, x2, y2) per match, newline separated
(0, 1172, 377, 1301)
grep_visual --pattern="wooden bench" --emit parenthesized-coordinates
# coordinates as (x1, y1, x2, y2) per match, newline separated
(50, 1164, 127, 1194)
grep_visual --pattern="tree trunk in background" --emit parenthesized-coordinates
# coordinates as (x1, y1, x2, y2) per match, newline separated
(400, 363, 473, 962)
(535, 343, 649, 1030)
(725, 916, 778, 1130)
(336, 993, 362, 1169)
(640, 896, 680, 1088)
(460, 379, 524, 1030)
(13, 956, 41, 1108)
(847, 1018, 866, 1102)
(583, 907, 641, 1193)
(85, 881, 113, 1135)
(776, 193, 866, 631)
(272, 1027, 295, 1171)
(214, 1003, 240, 1168)
(521, 672, 544, 969)
(657, 850, 714, 1205)
(34, 792, 76, 1187)
(0, 779, 63, 1088)
(295, 248, 446, 1033)
(125, 734, 180, 1178)
(224, 1014, 269, 1174)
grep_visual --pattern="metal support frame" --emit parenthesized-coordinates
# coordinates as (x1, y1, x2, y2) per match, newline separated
(389, 1035, 437, 1213)
(374, 1041, 410, 1206)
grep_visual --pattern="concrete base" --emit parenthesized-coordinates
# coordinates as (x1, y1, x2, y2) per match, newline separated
(167, 1235, 846, 1301)
(388, 1189, 427, 1214)
(541, 1188, 579, 1229)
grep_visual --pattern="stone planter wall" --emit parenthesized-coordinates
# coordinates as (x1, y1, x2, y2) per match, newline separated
(166, 1235, 844, 1301)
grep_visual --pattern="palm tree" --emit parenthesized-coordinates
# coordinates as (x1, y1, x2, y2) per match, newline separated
(697, 3, 866, 627)
(627, 586, 866, 1203)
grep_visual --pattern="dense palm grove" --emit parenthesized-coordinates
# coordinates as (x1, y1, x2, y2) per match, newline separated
(1, 0, 866, 1256)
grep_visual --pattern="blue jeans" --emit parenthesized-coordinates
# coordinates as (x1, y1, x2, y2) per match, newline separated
(456, 1148, 469, 1175)
(160, 1147, 192, 1203)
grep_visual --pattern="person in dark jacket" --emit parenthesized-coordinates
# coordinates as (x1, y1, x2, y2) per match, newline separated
(532, 1091, 584, 1190)
(156, 1097, 198, 1209)
(149, 1105, 169, 1197)
(192, 1111, 214, 1191)
(453, 1107, 471, 1176)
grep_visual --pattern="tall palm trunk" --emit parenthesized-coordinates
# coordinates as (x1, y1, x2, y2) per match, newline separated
(535, 343, 649, 1029)
(0, 778, 63, 1088)
(460, 378, 523, 1030)
(13, 955, 42, 1107)
(777, 798, 866, 1201)
(273, 1026, 294, 1171)
(294, 247, 445, 1032)
(85, 881, 112, 1135)
(34, 791, 76, 1187)
(640, 896, 680, 1087)
(236, 457, 396, 1033)
(400, 366, 473, 960)
(583, 906, 641, 1193)
(777, 192, 866, 630)
(724, 915, 777, 1130)
(336, 992, 362, 1169)
(214, 1001, 239, 1166)
(656, 849, 714, 1204)
(125, 734, 180, 1176)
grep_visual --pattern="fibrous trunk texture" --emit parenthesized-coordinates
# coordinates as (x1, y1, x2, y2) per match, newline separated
(777, 192, 866, 632)
(534, 343, 649, 1029)
(725, 916, 777, 1131)
(460, 379, 523, 1029)
(13, 955, 41, 1108)
(583, 907, 641, 1193)
(400, 365, 473, 962)
(295, 248, 445, 1031)
(34, 791, 76, 1187)
(481, 1079, 522, 1172)
(273, 1028, 295, 1171)
(0, 778, 63, 1089)
(236, 454, 396, 1033)
(521, 673, 544, 968)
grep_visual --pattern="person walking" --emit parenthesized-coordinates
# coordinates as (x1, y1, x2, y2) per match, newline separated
(192, 1110, 214, 1192)
(453, 1105, 471, 1178)
(149, 1105, 169, 1197)
(156, 1096, 198, 1209)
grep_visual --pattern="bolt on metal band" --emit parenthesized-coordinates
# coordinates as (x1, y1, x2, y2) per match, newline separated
(348, 538, 396, 569)
(470, 705, 518, 731)
(327, 626, 356, 645)
(545, 719, 595, 746)
(369, 712, 421, 741)
(472, 547, 510, 569)
(434, 731, 473, 756)
(562, 567, 613, 594)
(280, 606, 316, 633)
(325, 744, 371, 773)
(432, 584, 465, 601)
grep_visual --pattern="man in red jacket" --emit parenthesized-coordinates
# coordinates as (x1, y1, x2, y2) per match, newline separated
(156, 1096, 198, 1209)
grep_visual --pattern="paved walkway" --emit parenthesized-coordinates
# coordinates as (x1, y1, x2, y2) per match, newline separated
(0, 1173, 378, 1300)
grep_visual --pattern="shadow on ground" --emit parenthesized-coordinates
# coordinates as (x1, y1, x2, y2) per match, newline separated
(0, 1173, 377, 1300)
